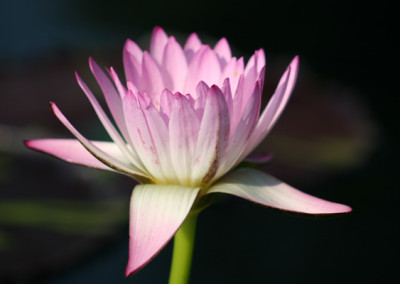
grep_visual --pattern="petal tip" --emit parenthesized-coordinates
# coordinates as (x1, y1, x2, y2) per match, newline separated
(23, 139, 33, 149)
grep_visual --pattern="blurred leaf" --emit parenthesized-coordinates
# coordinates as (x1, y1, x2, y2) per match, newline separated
(0, 231, 8, 250)
(0, 199, 128, 235)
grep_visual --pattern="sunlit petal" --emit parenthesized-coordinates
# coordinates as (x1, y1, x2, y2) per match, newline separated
(208, 168, 352, 214)
(126, 184, 200, 276)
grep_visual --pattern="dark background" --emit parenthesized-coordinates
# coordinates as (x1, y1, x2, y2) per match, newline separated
(0, 0, 397, 283)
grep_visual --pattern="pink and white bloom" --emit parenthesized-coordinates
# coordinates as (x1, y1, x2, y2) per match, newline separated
(25, 27, 351, 276)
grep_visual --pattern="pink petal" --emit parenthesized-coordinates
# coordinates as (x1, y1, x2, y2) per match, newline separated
(255, 48, 266, 74)
(150, 26, 169, 65)
(213, 37, 232, 69)
(230, 75, 244, 130)
(169, 94, 200, 185)
(243, 50, 263, 101)
(192, 86, 230, 185)
(207, 168, 352, 214)
(221, 78, 233, 119)
(244, 56, 299, 155)
(194, 81, 209, 114)
(215, 81, 261, 179)
(122, 92, 167, 183)
(123, 39, 143, 88)
(24, 139, 125, 171)
(141, 51, 165, 105)
(140, 100, 178, 182)
(219, 57, 244, 93)
(89, 58, 130, 141)
(49, 103, 144, 177)
(161, 37, 188, 92)
(108, 67, 127, 99)
(183, 33, 202, 62)
(124, 38, 143, 63)
(184, 46, 221, 96)
(159, 89, 175, 120)
(75, 72, 144, 170)
(126, 184, 200, 276)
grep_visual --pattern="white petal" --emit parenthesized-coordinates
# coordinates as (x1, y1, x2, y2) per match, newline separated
(126, 184, 200, 276)
(207, 168, 352, 214)
(192, 86, 230, 185)
(169, 94, 200, 185)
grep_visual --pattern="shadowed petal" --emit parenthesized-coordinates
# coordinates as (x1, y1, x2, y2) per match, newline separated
(169, 94, 200, 185)
(208, 168, 352, 214)
(184, 46, 221, 96)
(192, 86, 229, 185)
(214, 37, 232, 69)
(126, 184, 200, 276)
(24, 139, 127, 172)
(184, 33, 202, 62)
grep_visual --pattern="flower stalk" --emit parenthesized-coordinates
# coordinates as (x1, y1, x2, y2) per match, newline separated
(168, 212, 198, 284)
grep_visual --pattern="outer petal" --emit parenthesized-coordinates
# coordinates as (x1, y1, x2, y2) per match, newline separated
(24, 139, 126, 172)
(75, 72, 144, 170)
(89, 58, 130, 142)
(126, 184, 200, 276)
(108, 67, 127, 99)
(214, 81, 261, 180)
(207, 168, 352, 214)
(243, 49, 264, 101)
(243, 56, 299, 157)
(49, 103, 145, 177)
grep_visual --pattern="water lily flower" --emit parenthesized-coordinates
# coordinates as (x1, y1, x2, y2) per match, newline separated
(25, 27, 351, 281)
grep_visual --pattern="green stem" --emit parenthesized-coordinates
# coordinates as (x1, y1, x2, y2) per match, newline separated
(168, 213, 198, 284)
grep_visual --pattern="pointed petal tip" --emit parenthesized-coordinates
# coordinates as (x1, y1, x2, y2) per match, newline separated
(88, 57, 99, 71)
(208, 169, 352, 215)
(153, 26, 164, 33)
(123, 38, 134, 50)
(88, 56, 95, 66)
(291, 55, 300, 68)
(74, 71, 81, 81)
(23, 139, 33, 149)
